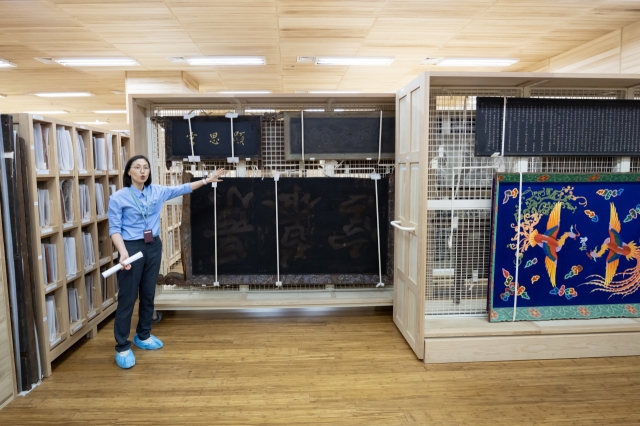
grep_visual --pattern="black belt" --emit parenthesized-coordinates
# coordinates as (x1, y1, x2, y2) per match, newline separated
(124, 236, 159, 243)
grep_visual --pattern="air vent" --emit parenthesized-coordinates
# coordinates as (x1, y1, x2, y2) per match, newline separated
(167, 56, 187, 63)
(420, 57, 444, 65)
(34, 57, 56, 64)
(296, 56, 315, 63)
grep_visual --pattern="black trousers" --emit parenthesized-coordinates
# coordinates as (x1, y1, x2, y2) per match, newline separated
(114, 237, 162, 352)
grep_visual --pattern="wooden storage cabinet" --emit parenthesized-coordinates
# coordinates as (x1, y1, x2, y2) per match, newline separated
(386, 72, 640, 363)
(15, 114, 126, 377)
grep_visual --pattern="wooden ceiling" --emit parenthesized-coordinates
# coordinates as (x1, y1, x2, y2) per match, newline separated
(1, 0, 640, 129)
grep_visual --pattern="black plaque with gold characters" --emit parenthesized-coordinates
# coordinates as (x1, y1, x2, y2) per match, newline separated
(164, 115, 262, 160)
(284, 111, 395, 160)
(475, 97, 640, 156)
(189, 177, 389, 275)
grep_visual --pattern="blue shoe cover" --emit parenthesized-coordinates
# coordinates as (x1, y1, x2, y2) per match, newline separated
(115, 350, 136, 369)
(133, 334, 164, 350)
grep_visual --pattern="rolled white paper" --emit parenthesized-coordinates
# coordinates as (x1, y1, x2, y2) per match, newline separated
(101, 251, 144, 278)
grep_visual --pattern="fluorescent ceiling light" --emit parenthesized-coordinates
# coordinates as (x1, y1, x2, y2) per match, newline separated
(315, 57, 394, 66)
(27, 111, 68, 115)
(54, 57, 139, 67)
(187, 56, 266, 66)
(77, 120, 108, 124)
(0, 59, 16, 68)
(92, 110, 127, 114)
(216, 90, 272, 94)
(436, 57, 520, 67)
(309, 90, 362, 94)
(35, 92, 92, 97)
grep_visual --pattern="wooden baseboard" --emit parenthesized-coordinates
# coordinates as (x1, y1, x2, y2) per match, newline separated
(424, 317, 640, 363)
(154, 289, 393, 310)
(425, 331, 640, 363)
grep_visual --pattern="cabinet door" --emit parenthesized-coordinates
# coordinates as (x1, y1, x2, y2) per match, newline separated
(393, 73, 428, 359)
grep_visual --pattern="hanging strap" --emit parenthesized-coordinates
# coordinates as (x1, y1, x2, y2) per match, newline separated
(512, 171, 524, 321)
(501, 97, 507, 157)
(301, 110, 305, 162)
(128, 187, 150, 227)
(230, 115, 235, 159)
(274, 172, 282, 287)
(186, 112, 196, 159)
(378, 111, 383, 164)
(212, 181, 219, 287)
(371, 173, 384, 287)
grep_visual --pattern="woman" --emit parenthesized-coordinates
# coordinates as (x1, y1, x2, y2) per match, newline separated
(108, 155, 224, 369)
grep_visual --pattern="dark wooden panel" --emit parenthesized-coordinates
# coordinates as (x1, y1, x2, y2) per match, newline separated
(189, 177, 389, 276)
(284, 111, 395, 160)
(164, 115, 261, 161)
(1, 115, 39, 390)
(475, 97, 640, 156)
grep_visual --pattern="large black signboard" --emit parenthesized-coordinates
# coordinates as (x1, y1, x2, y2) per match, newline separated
(190, 177, 389, 276)
(475, 97, 640, 156)
(164, 115, 261, 160)
(284, 111, 395, 160)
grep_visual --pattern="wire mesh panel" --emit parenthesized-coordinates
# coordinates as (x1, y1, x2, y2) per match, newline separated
(152, 101, 395, 291)
(427, 89, 522, 202)
(425, 209, 491, 315)
(424, 87, 625, 317)
(425, 89, 520, 316)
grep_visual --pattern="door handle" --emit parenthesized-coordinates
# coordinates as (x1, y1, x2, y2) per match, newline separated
(390, 220, 416, 232)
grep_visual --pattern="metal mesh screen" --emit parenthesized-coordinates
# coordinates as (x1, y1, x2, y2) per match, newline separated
(153, 102, 395, 291)
(425, 209, 491, 315)
(425, 87, 629, 316)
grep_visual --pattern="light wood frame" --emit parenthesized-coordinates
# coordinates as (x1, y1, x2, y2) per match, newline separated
(15, 114, 126, 377)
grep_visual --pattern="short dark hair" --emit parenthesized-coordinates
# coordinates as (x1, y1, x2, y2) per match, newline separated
(123, 155, 152, 187)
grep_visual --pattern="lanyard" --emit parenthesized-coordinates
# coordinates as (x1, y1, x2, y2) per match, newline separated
(128, 187, 150, 226)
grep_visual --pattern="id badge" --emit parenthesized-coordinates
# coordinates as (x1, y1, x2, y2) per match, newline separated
(143, 229, 154, 244)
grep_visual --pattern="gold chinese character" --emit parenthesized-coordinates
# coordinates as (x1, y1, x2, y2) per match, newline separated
(233, 131, 245, 146)
(186, 133, 197, 146)
(209, 132, 220, 145)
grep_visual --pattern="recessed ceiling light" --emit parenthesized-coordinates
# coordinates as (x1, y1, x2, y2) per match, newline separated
(309, 90, 363, 94)
(216, 90, 272, 94)
(436, 58, 520, 67)
(315, 57, 394, 66)
(34, 92, 92, 98)
(26, 111, 68, 115)
(54, 58, 139, 67)
(77, 120, 109, 124)
(92, 110, 127, 114)
(0, 94, 6, 98)
(0, 59, 16, 68)
(186, 56, 266, 66)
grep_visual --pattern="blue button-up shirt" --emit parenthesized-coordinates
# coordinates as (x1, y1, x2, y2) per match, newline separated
(108, 183, 192, 240)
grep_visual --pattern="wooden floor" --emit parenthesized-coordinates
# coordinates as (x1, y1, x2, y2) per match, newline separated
(1, 307, 640, 425)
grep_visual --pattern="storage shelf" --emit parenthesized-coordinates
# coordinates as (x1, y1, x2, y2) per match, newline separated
(62, 222, 78, 231)
(40, 226, 58, 237)
(44, 280, 62, 294)
(17, 113, 124, 378)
